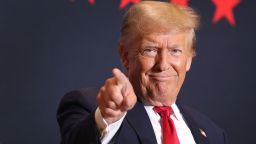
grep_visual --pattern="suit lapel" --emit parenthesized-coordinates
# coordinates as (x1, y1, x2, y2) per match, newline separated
(125, 100, 210, 144)
(125, 102, 158, 144)
(177, 103, 209, 144)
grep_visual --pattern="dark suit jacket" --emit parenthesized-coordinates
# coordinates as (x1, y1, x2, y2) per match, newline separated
(57, 88, 228, 144)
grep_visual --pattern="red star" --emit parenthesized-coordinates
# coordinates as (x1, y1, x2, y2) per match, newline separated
(88, 0, 95, 5)
(170, 0, 188, 7)
(212, 0, 240, 26)
(119, 0, 141, 9)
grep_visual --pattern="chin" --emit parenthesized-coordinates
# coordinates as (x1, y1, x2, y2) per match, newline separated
(154, 90, 177, 103)
(147, 97, 173, 106)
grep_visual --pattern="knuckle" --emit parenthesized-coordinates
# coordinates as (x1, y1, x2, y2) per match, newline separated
(123, 94, 137, 110)
(106, 101, 117, 109)
(103, 108, 115, 117)
(112, 95, 123, 105)
(97, 87, 105, 100)
(105, 77, 114, 86)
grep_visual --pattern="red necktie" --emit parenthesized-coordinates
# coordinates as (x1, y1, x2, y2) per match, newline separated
(153, 106, 180, 144)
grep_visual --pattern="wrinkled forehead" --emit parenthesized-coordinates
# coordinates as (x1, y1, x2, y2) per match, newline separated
(141, 31, 187, 42)
(141, 32, 188, 49)
(131, 29, 192, 45)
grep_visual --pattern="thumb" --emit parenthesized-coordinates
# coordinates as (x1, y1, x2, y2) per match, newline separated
(122, 88, 137, 111)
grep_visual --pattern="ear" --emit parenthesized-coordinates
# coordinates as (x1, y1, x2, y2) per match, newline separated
(118, 43, 129, 70)
(186, 55, 193, 71)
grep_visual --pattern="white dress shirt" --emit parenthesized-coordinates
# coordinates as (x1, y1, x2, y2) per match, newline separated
(95, 103, 196, 144)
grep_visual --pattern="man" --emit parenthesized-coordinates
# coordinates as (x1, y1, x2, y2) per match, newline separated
(57, 1, 228, 144)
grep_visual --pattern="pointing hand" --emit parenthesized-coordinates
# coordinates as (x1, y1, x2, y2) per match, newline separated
(97, 68, 137, 124)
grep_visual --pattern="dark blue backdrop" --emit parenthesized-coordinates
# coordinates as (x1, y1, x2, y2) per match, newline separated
(1, 0, 255, 144)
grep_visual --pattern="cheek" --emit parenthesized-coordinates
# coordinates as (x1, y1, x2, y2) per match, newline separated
(172, 57, 189, 74)
(140, 58, 155, 72)
(128, 57, 142, 78)
(130, 56, 155, 72)
(129, 57, 155, 86)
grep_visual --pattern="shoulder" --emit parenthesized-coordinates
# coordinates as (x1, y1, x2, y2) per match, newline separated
(178, 103, 228, 143)
(57, 87, 102, 144)
(57, 87, 99, 114)
(179, 104, 220, 129)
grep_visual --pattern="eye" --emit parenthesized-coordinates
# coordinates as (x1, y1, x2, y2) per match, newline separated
(170, 48, 182, 56)
(141, 47, 158, 57)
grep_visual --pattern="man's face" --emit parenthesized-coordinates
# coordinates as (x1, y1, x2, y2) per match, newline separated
(120, 32, 193, 106)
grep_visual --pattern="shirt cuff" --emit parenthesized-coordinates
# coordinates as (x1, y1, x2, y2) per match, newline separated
(95, 108, 108, 136)
(94, 107, 126, 144)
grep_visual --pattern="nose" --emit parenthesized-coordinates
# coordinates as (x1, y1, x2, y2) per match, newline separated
(155, 50, 170, 71)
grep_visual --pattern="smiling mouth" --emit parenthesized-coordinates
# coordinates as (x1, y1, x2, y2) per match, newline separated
(148, 74, 177, 81)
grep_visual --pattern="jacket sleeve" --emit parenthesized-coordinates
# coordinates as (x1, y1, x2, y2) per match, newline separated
(56, 88, 101, 144)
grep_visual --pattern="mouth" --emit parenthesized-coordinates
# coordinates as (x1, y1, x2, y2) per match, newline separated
(148, 73, 177, 82)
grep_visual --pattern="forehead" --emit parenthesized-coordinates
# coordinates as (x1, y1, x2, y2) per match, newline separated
(140, 32, 188, 47)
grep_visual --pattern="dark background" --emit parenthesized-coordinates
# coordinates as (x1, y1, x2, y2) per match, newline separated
(1, 0, 255, 144)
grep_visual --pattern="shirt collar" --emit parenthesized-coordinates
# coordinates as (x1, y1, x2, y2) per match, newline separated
(171, 103, 183, 121)
(144, 103, 183, 121)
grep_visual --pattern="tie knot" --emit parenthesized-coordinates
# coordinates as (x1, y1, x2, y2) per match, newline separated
(153, 106, 172, 117)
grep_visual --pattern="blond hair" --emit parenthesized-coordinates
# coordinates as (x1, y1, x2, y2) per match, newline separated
(120, 1, 200, 56)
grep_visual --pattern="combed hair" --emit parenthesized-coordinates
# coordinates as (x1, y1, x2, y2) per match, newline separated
(120, 1, 200, 56)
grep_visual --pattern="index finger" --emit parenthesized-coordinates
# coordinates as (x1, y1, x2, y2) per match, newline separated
(112, 68, 129, 96)
(112, 68, 127, 85)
